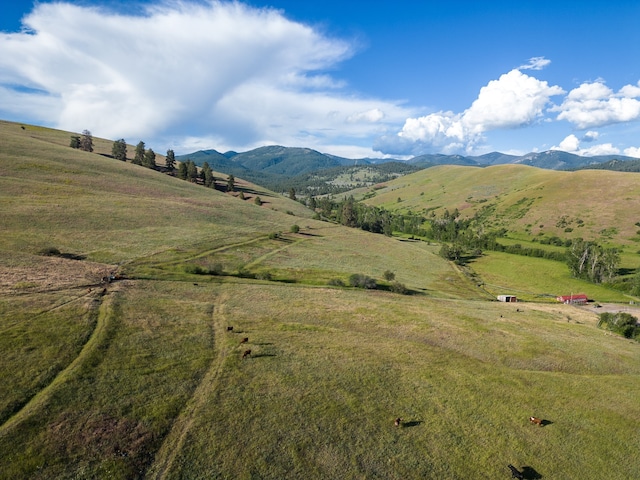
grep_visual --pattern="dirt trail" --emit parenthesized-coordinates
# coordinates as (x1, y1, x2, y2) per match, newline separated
(147, 290, 233, 480)
(0, 285, 119, 437)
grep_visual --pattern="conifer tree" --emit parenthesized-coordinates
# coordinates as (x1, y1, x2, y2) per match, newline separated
(143, 148, 156, 168)
(177, 161, 188, 180)
(111, 139, 127, 161)
(133, 141, 145, 165)
(165, 149, 176, 171)
(201, 161, 214, 187)
(186, 160, 198, 182)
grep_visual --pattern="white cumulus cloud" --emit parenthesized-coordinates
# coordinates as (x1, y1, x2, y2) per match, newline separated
(376, 60, 563, 155)
(623, 147, 640, 158)
(553, 80, 640, 129)
(0, 1, 412, 155)
(555, 134, 580, 152)
(582, 131, 599, 142)
(551, 133, 621, 156)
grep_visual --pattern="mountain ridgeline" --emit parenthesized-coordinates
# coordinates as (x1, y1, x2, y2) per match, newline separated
(177, 146, 640, 194)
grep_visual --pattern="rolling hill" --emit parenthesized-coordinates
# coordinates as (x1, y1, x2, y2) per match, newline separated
(178, 144, 640, 198)
(1, 120, 639, 479)
(357, 163, 640, 247)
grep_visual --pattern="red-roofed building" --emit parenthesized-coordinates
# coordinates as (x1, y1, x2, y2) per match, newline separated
(556, 294, 588, 305)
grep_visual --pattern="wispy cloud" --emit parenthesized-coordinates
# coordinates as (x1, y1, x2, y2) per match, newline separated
(519, 56, 552, 71)
(0, 1, 412, 155)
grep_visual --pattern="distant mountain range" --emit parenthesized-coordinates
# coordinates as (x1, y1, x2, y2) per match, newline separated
(179, 145, 639, 172)
(177, 146, 640, 193)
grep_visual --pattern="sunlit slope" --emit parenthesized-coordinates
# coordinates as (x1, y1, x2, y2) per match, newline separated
(360, 164, 640, 244)
(0, 120, 312, 262)
(0, 120, 468, 297)
(1, 121, 640, 479)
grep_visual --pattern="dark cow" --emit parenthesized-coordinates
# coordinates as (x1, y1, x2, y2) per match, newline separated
(242, 349, 251, 359)
(508, 464, 524, 480)
(226, 326, 234, 332)
(529, 416, 543, 426)
(240, 337, 249, 344)
(394, 417, 402, 428)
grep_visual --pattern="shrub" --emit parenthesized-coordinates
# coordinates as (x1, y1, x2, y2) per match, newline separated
(598, 312, 639, 340)
(39, 246, 61, 256)
(255, 271, 273, 281)
(290, 225, 300, 233)
(383, 270, 395, 281)
(209, 263, 224, 275)
(389, 281, 409, 295)
(184, 264, 206, 275)
(348, 273, 377, 289)
(268, 232, 280, 240)
(328, 278, 345, 287)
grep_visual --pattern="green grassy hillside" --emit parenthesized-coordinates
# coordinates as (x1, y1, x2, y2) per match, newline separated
(1, 121, 639, 479)
(358, 164, 640, 246)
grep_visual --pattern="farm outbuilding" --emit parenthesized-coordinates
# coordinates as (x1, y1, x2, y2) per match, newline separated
(497, 295, 517, 302)
(556, 294, 588, 305)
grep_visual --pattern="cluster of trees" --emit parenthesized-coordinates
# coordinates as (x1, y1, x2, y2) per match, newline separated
(175, 159, 237, 192)
(310, 198, 623, 287)
(70, 130, 94, 152)
(309, 196, 426, 237)
(72, 133, 179, 175)
(566, 239, 620, 284)
(598, 312, 640, 340)
(131, 141, 157, 169)
(431, 210, 620, 283)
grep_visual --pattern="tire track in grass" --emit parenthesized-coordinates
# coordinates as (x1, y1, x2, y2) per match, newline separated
(0, 286, 119, 437)
(147, 290, 233, 480)
(132, 236, 269, 270)
(242, 237, 309, 271)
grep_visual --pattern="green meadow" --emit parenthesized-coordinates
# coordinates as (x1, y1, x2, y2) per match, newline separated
(1, 121, 639, 479)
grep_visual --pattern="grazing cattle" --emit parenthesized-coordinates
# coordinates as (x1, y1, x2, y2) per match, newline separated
(227, 326, 234, 331)
(394, 417, 402, 427)
(242, 349, 251, 359)
(240, 337, 249, 344)
(529, 416, 543, 426)
(508, 464, 524, 480)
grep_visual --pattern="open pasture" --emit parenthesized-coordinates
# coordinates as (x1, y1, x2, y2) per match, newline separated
(2, 280, 639, 479)
(1, 121, 639, 479)
(470, 251, 633, 303)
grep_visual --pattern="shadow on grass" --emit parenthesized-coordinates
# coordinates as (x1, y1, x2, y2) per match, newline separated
(375, 284, 425, 296)
(401, 420, 423, 428)
(540, 419, 553, 427)
(236, 186, 278, 198)
(251, 353, 277, 358)
(521, 466, 543, 479)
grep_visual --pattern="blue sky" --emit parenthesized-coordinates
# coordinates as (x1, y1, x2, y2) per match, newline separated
(2, 0, 640, 158)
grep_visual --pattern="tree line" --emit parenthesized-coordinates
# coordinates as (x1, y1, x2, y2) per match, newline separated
(310, 197, 626, 287)
(70, 132, 239, 192)
(69, 132, 630, 290)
